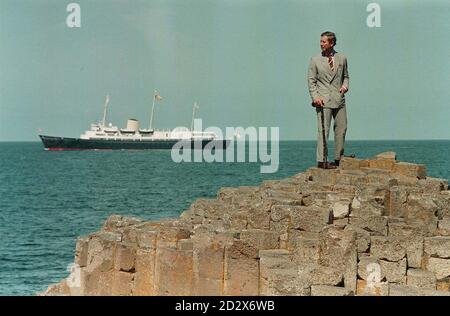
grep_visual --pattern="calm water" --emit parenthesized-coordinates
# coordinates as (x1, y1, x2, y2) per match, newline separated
(0, 140, 449, 295)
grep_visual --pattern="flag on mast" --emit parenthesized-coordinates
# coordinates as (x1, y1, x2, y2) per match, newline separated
(154, 91, 163, 101)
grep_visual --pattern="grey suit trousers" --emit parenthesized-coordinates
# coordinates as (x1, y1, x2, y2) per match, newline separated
(316, 105, 347, 162)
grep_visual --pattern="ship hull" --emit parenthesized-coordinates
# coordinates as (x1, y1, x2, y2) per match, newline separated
(39, 135, 231, 151)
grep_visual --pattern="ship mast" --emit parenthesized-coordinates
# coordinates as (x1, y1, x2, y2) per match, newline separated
(149, 90, 161, 130)
(191, 102, 199, 131)
(102, 94, 110, 127)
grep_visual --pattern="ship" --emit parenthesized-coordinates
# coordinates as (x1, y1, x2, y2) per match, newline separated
(39, 92, 231, 151)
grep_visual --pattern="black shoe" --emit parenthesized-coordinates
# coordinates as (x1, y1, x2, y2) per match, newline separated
(317, 162, 337, 169)
(334, 160, 340, 167)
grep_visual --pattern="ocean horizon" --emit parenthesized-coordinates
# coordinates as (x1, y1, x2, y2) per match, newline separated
(2, 139, 450, 142)
(0, 140, 449, 295)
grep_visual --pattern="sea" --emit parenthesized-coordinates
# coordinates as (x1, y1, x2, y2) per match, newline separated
(0, 140, 449, 296)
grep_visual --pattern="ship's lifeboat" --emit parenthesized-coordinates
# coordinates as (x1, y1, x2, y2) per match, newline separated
(120, 129, 136, 134)
(139, 129, 154, 135)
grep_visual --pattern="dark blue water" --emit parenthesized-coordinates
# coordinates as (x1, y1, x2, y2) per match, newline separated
(0, 140, 449, 295)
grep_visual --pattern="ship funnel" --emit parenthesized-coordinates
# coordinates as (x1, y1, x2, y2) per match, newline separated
(126, 119, 139, 132)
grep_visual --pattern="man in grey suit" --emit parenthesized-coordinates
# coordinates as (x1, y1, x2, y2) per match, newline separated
(308, 31, 349, 169)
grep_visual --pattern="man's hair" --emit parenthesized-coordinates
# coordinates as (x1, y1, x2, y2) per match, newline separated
(321, 31, 336, 46)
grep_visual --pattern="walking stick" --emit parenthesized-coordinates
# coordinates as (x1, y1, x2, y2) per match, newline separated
(320, 106, 328, 166)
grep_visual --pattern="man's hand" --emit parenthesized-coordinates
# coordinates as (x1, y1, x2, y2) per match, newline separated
(339, 86, 348, 94)
(313, 98, 325, 107)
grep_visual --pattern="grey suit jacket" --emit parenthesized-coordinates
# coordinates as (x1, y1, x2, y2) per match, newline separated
(307, 52, 349, 109)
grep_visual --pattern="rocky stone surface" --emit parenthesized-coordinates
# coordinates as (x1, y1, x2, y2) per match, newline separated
(41, 152, 450, 296)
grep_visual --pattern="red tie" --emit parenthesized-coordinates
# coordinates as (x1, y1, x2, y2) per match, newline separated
(328, 55, 334, 71)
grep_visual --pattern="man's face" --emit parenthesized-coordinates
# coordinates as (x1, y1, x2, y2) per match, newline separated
(320, 36, 334, 52)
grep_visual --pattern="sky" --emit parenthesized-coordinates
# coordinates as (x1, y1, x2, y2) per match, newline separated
(0, 0, 449, 141)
